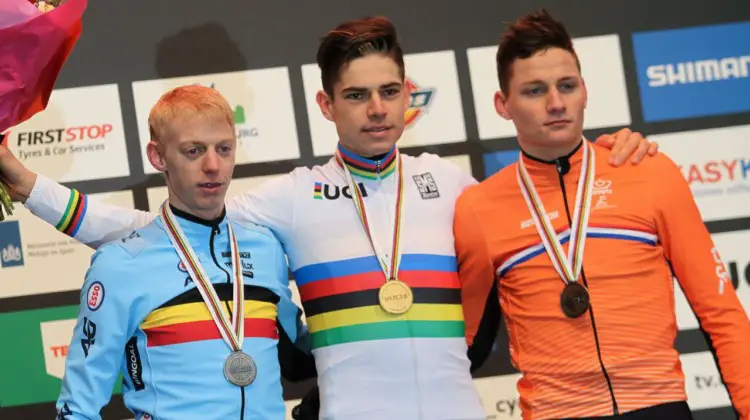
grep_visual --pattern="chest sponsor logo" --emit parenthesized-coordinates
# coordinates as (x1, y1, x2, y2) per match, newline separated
(412, 172, 440, 199)
(222, 251, 255, 278)
(592, 178, 616, 211)
(313, 181, 368, 200)
(521, 210, 559, 229)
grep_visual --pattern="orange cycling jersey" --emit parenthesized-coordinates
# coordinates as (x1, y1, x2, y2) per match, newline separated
(455, 141, 750, 420)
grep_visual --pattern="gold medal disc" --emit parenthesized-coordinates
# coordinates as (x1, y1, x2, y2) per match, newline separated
(378, 279, 413, 314)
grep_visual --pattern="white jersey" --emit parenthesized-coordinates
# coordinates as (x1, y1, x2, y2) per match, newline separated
(25, 146, 485, 420)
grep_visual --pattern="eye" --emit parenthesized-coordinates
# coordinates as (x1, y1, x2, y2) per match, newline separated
(218, 144, 233, 154)
(559, 81, 577, 92)
(523, 86, 543, 96)
(345, 92, 365, 100)
(382, 87, 400, 97)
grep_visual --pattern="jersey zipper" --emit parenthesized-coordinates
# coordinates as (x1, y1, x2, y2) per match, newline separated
(376, 159, 382, 180)
(210, 224, 246, 420)
(554, 158, 619, 416)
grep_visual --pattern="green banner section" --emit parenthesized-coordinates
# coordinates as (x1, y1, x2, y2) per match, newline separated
(0, 305, 122, 407)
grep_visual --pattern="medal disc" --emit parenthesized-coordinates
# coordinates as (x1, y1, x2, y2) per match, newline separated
(560, 282, 590, 318)
(378, 279, 413, 315)
(224, 351, 257, 386)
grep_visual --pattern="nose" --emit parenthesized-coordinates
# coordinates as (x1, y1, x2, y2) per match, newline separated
(367, 93, 386, 118)
(202, 149, 220, 173)
(546, 88, 565, 114)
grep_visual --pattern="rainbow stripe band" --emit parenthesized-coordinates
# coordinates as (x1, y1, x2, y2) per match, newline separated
(294, 254, 464, 349)
(336, 144, 397, 180)
(55, 189, 87, 237)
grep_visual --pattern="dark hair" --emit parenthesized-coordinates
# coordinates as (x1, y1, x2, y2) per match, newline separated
(496, 9, 580, 95)
(316, 16, 405, 96)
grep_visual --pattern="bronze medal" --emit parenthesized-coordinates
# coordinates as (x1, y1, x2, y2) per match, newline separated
(560, 282, 590, 318)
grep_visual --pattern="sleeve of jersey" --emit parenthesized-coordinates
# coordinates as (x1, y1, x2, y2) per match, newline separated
(227, 172, 297, 241)
(651, 154, 750, 419)
(55, 246, 139, 420)
(24, 174, 156, 249)
(454, 188, 498, 346)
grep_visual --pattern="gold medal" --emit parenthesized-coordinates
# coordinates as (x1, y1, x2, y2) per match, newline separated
(378, 279, 413, 315)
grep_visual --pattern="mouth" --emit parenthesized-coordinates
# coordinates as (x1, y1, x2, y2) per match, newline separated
(545, 119, 572, 127)
(197, 182, 223, 193)
(362, 125, 392, 134)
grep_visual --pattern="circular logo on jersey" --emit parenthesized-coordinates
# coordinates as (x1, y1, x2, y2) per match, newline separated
(404, 78, 435, 127)
(177, 261, 187, 272)
(86, 281, 105, 311)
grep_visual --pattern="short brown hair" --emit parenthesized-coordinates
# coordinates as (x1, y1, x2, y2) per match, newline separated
(316, 16, 405, 97)
(148, 84, 235, 143)
(496, 9, 580, 95)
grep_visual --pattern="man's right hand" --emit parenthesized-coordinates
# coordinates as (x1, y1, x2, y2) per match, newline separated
(0, 140, 37, 203)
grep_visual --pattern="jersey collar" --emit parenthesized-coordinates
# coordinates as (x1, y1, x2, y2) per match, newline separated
(162, 203, 229, 237)
(335, 143, 397, 180)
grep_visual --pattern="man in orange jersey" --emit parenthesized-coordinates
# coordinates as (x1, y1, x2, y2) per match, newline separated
(454, 9, 750, 420)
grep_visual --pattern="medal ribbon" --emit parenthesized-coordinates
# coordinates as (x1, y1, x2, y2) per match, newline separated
(335, 150, 405, 282)
(160, 203, 244, 351)
(516, 141, 596, 284)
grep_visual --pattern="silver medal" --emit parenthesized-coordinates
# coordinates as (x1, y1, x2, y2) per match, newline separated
(224, 351, 257, 386)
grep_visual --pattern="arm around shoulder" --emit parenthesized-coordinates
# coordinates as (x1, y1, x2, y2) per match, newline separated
(228, 170, 300, 239)
(26, 174, 155, 249)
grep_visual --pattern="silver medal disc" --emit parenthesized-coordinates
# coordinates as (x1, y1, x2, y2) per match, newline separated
(224, 351, 257, 387)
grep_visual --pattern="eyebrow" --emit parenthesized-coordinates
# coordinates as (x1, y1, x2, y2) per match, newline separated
(521, 76, 579, 85)
(340, 82, 403, 94)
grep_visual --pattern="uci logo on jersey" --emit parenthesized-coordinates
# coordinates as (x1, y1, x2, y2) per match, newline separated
(313, 182, 368, 200)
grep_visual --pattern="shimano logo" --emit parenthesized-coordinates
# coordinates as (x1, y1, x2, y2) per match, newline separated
(647, 55, 750, 87)
(2, 244, 21, 263)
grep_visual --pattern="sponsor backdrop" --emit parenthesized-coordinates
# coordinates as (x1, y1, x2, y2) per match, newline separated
(1, 0, 748, 419)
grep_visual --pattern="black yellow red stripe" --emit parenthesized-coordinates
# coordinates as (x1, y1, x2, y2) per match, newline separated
(55, 189, 87, 236)
(141, 284, 279, 347)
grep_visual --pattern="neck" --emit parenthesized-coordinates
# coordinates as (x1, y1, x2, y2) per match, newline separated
(518, 136, 583, 162)
(338, 142, 395, 161)
(168, 199, 225, 225)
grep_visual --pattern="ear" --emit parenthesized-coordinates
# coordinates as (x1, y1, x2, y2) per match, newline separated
(316, 90, 335, 122)
(494, 91, 511, 120)
(146, 140, 167, 173)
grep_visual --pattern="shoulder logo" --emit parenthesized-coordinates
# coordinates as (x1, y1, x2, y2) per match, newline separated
(412, 172, 440, 199)
(86, 281, 105, 311)
(121, 230, 141, 244)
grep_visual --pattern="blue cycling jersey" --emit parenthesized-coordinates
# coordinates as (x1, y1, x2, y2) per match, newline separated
(55, 206, 312, 420)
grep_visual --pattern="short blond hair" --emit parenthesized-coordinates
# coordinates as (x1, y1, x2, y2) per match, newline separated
(148, 84, 235, 143)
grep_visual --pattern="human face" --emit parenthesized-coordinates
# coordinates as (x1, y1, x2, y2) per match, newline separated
(316, 53, 409, 157)
(147, 117, 236, 220)
(495, 48, 587, 160)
